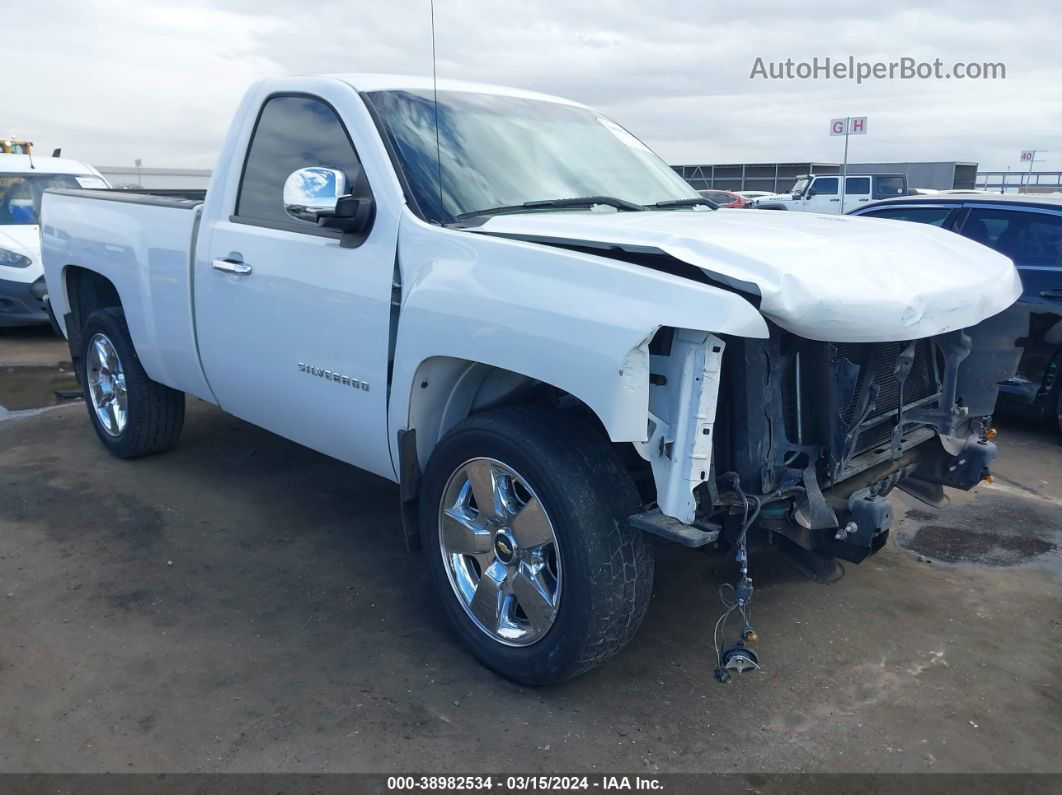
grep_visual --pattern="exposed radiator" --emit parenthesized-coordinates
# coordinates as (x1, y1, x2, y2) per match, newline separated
(834, 340, 939, 455)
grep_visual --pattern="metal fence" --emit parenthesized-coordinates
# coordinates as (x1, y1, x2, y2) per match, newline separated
(975, 171, 1062, 193)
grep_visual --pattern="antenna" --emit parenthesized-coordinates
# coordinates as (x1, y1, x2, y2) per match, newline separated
(430, 0, 443, 215)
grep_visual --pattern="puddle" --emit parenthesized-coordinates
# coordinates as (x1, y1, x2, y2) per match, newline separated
(898, 490, 1062, 571)
(902, 524, 1057, 566)
(0, 365, 81, 411)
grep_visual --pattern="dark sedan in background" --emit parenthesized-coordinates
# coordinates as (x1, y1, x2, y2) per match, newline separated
(849, 194, 1062, 433)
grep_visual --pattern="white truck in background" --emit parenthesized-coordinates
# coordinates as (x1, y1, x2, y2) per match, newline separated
(750, 172, 908, 213)
(40, 74, 1022, 684)
(0, 149, 108, 326)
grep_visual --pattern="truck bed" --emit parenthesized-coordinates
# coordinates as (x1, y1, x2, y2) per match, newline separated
(46, 187, 206, 208)
(40, 187, 214, 402)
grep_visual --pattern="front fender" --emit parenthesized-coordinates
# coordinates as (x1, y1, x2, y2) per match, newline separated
(388, 215, 768, 471)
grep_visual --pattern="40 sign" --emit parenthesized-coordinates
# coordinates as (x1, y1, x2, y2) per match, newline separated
(831, 116, 868, 136)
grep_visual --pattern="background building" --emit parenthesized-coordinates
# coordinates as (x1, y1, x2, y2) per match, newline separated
(673, 161, 979, 193)
(96, 165, 211, 190)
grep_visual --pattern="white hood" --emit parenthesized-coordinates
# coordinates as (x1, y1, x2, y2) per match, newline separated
(472, 208, 1022, 342)
(0, 225, 42, 284)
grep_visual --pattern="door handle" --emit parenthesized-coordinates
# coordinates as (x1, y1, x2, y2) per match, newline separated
(212, 258, 252, 275)
(1040, 288, 1062, 300)
(829, 197, 840, 201)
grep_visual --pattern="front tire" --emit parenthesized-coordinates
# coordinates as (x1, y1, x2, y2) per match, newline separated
(420, 406, 653, 684)
(80, 307, 185, 458)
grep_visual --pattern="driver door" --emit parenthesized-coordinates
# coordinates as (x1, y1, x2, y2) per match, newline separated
(194, 90, 398, 479)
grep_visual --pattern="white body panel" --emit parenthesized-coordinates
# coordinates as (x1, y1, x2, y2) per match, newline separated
(470, 208, 1022, 342)
(389, 214, 767, 469)
(40, 192, 214, 401)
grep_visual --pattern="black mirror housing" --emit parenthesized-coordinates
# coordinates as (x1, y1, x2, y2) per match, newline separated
(318, 195, 374, 235)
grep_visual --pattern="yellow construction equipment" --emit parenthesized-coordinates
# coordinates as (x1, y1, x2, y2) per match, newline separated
(0, 138, 33, 155)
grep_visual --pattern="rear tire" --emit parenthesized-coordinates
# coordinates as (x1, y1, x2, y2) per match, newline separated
(420, 405, 653, 684)
(80, 307, 185, 458)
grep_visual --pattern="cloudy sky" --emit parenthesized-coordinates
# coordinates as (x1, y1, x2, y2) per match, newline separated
(4, 0, 1060, 176)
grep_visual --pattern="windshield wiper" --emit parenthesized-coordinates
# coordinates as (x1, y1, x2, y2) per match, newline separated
(649, 198, 718, 210)
(455, 195, 645, 221)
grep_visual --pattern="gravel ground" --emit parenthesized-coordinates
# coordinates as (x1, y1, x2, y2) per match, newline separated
(0, 329, 1059, 774)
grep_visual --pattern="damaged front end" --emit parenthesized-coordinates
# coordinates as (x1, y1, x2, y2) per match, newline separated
(629, 316, 1019, 681)
(633, 313, 1021, 565)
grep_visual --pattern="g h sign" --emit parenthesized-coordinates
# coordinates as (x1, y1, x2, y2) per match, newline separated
(830, 116, 868, 136)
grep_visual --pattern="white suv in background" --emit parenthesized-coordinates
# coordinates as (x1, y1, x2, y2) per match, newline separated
(0, 153, 109, 326)
(751, 173, 908, 213)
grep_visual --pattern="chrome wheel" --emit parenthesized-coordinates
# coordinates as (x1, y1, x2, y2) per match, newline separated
(86, 332, 127, 436)
(439, 457, 562, 647)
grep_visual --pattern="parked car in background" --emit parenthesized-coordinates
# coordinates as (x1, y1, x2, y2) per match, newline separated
(1, 151, 109, 326)
(735, 190, 772, 202)
(850, 194, 1062, 432)
(697, 189, 745, 208)
(751, 173, 908, 213)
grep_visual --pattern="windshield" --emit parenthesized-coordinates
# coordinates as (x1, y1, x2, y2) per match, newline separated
(0, 173, 103, 225)
(789, 178, 809, 195)
(365, 89, 699, 223)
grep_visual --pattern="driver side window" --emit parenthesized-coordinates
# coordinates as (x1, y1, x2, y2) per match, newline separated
(235, 95, 372, 230)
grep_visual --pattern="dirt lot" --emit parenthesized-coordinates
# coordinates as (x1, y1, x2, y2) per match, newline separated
(1, 328, 1060, 774)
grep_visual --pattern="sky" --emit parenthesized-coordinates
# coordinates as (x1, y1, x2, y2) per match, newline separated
(3, 0, 1060, 176)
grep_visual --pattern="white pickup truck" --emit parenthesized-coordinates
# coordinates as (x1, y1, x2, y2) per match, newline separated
(41, 74, 1022, 684)
(750, 173, 908, 213)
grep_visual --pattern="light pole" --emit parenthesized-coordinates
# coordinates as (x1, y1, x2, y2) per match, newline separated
(830, 116, 866, 213)
(839, 119, 850, 214)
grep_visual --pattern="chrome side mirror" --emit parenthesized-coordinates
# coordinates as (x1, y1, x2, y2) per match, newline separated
(283, 167, 348, 223)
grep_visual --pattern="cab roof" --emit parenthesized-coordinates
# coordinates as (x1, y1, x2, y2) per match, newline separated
(325, 73, 586, 108)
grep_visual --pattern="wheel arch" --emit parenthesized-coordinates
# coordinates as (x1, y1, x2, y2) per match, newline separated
(392, 354, 619, 551)
(64, 265, 122, 327)
(404, 355, 609, 470)
(61, 265, 124, 371)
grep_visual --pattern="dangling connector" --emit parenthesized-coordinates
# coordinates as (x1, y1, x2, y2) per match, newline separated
(714, 476, 762, 683)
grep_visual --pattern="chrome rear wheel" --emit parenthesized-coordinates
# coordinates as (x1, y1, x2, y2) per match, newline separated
(79, 307, 185, 459)
(439, 457, 562, 647)
(86, 332, 127, 436)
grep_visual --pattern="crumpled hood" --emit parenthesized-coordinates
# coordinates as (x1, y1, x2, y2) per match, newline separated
(471, 208, 1022, 342)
